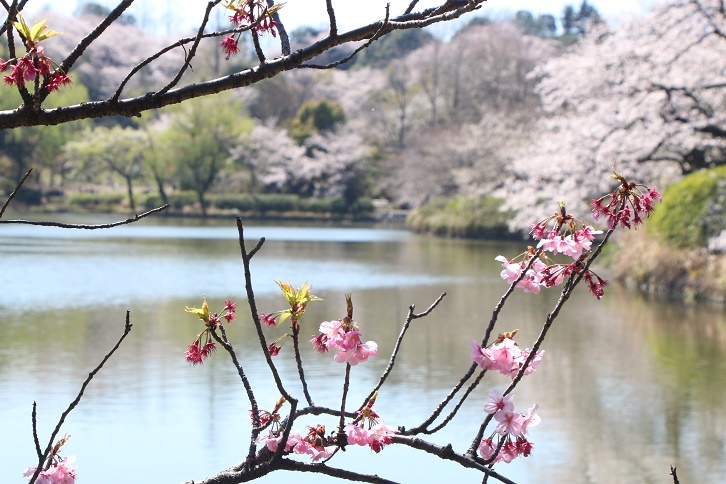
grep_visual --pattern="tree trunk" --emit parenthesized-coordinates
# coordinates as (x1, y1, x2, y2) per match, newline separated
(125, 176, 136, 213)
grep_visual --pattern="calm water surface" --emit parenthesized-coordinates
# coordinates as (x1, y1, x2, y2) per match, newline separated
(1, 215, 725, 483)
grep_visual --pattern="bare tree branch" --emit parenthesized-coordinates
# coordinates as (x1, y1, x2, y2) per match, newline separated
(0, 0, 486, 129)
(0, 204, 169, 228)
(0, 167, 31, 218)
(28, 312, 133, 484)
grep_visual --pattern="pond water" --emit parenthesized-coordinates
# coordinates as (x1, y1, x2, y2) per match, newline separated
(1, 215, 725, 483)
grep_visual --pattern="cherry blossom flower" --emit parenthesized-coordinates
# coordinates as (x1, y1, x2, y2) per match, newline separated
(345, 398, 396, 453)
(2, 15, 71, 93)
(515, 436, 534, 457)
(471, 333, 544, 379)
(494, 408, 525, 437)
(220, 35, 240, 60)
(519, 404, 541, 437)
(24, 436, 76, 484)
(309, 333, 328, 353)
(483, 389, 515, 416)
(224, 0, 281, 38)
(267, 341, 281, 356)
(23, 456, 77, 484)
(260, 312, 277, 326)
(312, 296, 378, 365)
(333, 333, 378, 366)
(478, 437, 498, 462)
(184, 297, 236, 364)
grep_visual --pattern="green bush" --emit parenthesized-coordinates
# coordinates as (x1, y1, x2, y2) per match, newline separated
(289, 99, 346, 144)
(168, 191, 199, 210)
(214, 193, 256, 211)
(254, 194, 301, 213)
(649, 165, 726, 249)
(298, 197, 335, 213)
(67, 192, 125, 209)
(407, 196, 514, 239)
(143, 194, 163, 210)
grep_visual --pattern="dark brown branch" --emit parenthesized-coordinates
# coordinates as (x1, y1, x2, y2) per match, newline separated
(405, 0, 420, 15)
(251, 28, 266, 63)
(391, 436, 515, 484)
(31, 402, 42, 459)
(192, 457, 401, 483)
(0, 0, 486, 128)
(325, 0, 338, 37)
(56, 0, 134, 97)
(0, 0, 26, 38)
(338, 363, 352, 438)
(266, 0, 290, 55)
(234, 219, 296, 463)
(0, 204, 169, 228)
(291, 321, 314, 406)
(670, 465, 680, 484)
(0, 167, 31, 218)
(29, 312, 132, 484)
(112, 24, 253, 101)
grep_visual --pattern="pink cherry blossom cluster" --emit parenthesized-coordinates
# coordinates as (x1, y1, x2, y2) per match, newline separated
(344, 402, 396, 453)
(592, 173, 662, 229)
(496, 205, 607, 298)
(220, 0, 279, 59)
(24, 436, 76, 484)
(496, 175, 660, 300)
(345, 422, 396, 453)
(1, 53, 70, 92)
(257, 425, 335, 462)
(23, 456, 77, 484)
(184, 299, 236, 365)
(478, 389, 540, 464)
(2, 16, 71, 93)
(310, 319, 378, 366)
(471, 332, 544, 378)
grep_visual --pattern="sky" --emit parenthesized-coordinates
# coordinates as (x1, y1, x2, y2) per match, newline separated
(25, 0, 660, 35)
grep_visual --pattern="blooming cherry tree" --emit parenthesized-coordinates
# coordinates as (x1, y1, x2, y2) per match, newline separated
(502, 0, 724, 229)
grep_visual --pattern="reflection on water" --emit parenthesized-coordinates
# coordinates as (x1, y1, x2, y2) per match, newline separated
(1, 217, 725, 483)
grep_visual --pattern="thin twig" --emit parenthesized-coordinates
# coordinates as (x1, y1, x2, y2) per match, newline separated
(338, 364, 352, 438)
(54, 0, 134, 104)
(301, 4, 390, 69)
(0, 167, 32, 219)
(266, 0, 290, 55)
(248, 237, 265, 258)
(29, 312, 132, 484)
(291, 321, 314, 406)
(468, 208, 623, 456)
(325, 0, 338, 37)
(362, 292, 446, 410)
(31, 402, 42, 459)
(670, 465, 680, 484)
(154, 1, 221, 98)
(235, 219, 297, 463)
(405, 0, 420, 15)
(408, 252, 543, 435)
(0, 204, 169, 228)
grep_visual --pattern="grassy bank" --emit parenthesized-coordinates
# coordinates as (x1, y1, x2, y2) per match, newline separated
(17, 189, 377, 221)
(611, 230, 726, 304)
(406, 196, 519, 239)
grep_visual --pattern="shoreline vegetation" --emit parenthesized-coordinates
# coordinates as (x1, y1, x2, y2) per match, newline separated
(10, 184, 726, 305)
(612, 231, 726, 305)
